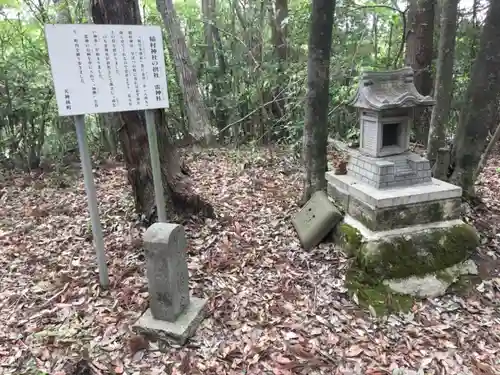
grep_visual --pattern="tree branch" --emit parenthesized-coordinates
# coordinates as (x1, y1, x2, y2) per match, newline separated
(353, 4, 407, 68)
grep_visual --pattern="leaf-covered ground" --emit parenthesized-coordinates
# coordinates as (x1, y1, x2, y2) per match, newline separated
(1, 146, 499, 375)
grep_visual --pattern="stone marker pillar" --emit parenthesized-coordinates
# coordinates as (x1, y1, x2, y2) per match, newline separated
(133, 223, 207, 347)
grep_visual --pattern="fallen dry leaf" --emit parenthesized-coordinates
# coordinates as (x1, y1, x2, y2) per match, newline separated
(0, 147, 499, 375)
(128, 334, 149, 355)
(345, 345, 364, 358)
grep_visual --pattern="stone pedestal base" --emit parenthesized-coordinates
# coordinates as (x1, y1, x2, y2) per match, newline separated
(337, 215, 479, 298)
(326, 172, 463, 231)
(338, 215, 479, 284)
(326, 171, 480, 298)
(133, 296, 207, 348)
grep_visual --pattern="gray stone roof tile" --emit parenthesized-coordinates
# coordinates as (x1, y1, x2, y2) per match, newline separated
(349, 67, 435, 110)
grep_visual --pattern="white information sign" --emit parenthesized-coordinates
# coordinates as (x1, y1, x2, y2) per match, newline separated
(44, 24, 169, 116)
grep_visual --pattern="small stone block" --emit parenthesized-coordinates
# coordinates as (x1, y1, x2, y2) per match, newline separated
(292, 190, 342, 250)
(133, 297, 207, 347)
(382, 174, 393, 183)
(144, 223, 190, 322)
(360, 170, 373, 180)
(375, 160, 394, 167)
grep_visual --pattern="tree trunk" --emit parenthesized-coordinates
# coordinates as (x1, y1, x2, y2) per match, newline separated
(407, 0, 435, 146)
(449, 0, 500, 196)
(202, 0, 216, 68)
(202, 0, 215, 115)
(373, 14, 378, 64)
(100, 114, 118, 155)
(469, 0, 480, 70)
(474, 121, 500, 183)
(211, 24, 229, 140)
(432, 0, 441, 57)
(404, 0, 417, 67)
(301, 0, 335, 203)
(269, 0, 288, 140)
(426, 0, 458, 167)
(90, 0, 214, 221)
(156, 0, 215, 146)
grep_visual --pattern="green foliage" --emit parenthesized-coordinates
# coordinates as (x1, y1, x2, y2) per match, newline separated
(0, 12, 55, 168)
(0, 0, 485, 169)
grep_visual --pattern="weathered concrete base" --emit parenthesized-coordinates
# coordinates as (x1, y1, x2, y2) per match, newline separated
(133, 296, 207, 348)
(343, 214, 470, 242)
(336, 215, 480, 298)
(383, 259, 478, 298)
(327, 172, 463, 231)
(325, 160, 480, 301)
(326, 172, 461, 207)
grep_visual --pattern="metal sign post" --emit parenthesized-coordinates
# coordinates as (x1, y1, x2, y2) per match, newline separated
(75, 115, 109, 288)
(44, 24, 170, 288)
(145, 110, 167, 222)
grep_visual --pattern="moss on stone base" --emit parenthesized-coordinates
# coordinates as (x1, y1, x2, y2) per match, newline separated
(338, 223, 362, 255)
(337, 221, 479, 315)
(356, 223, 479, 280)
(345, 267, 414, 316)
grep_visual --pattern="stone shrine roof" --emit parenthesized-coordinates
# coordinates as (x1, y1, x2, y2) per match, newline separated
(349, 67, 435, 110)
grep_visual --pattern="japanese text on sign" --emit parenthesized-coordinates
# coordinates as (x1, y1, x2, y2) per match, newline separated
(44, 24, 169, 116)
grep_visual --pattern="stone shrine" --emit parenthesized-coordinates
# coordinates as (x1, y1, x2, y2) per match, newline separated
(327, 67, 479, 298)
(133, 223, 207, 347)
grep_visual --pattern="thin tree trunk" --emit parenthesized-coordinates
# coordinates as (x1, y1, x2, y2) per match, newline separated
(302, 0, 335, 203)
(202, 0, 215, 67)
(404, 0, 417, 66)
(449, 0, 500, 196)
(269, 0, 288, 140)
(90, 0, 214, 221)
(373, 14, 378, 64)
(387, 22, 393, 68)
(211, 25, 229, 141)
(427, 0, 458, 167)
(156, 0, 215, 146)
(474, 122, 500, 183)
(409, 0, 435, 146)
(469, 0, 479, 70)
(433, 0, 441, 57)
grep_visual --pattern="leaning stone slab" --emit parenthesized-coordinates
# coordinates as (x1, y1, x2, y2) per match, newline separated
(292, 190, 343, 250)
(132, 223, 207, 347)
